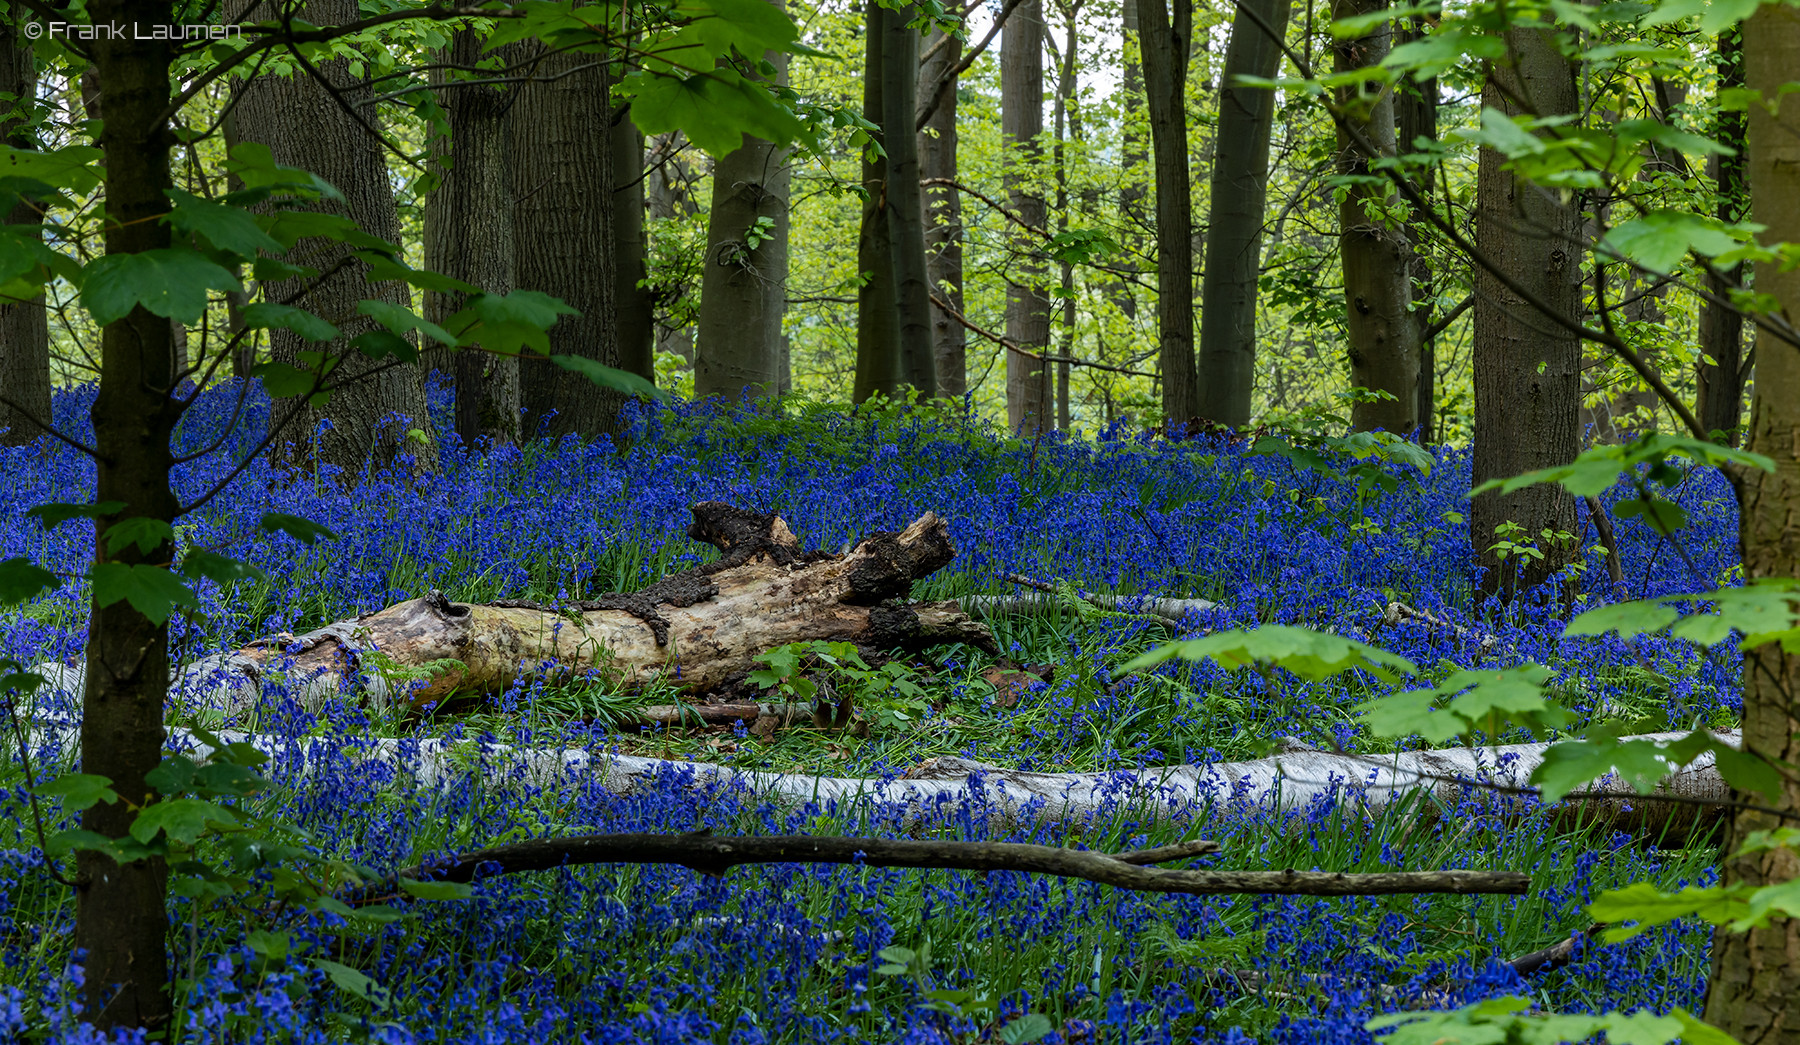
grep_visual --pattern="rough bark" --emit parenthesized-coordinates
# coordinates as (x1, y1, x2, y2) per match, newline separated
(1137, 0, 1197, 427)
(695, 2, 792, 402)
(0, 15, 49, 447)
(612, 108, 656, 387)
(509, 39, 620, 439)
(1333, 0, 1419, 434)
(1702, 4, 1800, 1037)
(81, 0, 178, 1028)
(1195, 0, 1289, 430)
(1004, 0, 1051, 433)
(919, 26, 967, 400)
(1696, 28, 1749, 445)
(882, 1, 936, 396)
(423, 30, 519, 448)
(855, 0, 903, 403)
(1395, 11, 1440, 443)
(165, 504, 992, 717)
(232, 0, 437, 477)
(1469, 26, 1582, 597)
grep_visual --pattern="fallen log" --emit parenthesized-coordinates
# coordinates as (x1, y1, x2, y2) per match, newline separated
(144, 503, 995, 718)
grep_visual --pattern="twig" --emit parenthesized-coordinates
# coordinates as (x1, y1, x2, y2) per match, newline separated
(928, 292, 1158, 379)
(914, 0, 1027, 132)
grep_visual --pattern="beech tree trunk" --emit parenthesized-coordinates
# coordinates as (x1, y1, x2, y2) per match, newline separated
(1395, 10, 1440, 443)
(1696, 28, 1749, 445)
(509, 41, 620, 439)
(0, 18, 49, 447)
(1702, 5, 1800, 1037)
(1052, 1, 1083, 431)
(919, 26, 967, 400)
(613, 109, 656, 387)
(1332, 0, 1420, 434)
(1196, 0, 1289, 430)
(883, 2, 936, 396)
(1137, 0, 1197, 427)
(233, 0, 437, 476)
(646, 132, 701, 364)
(1005, 0, 1052, 433)
(424, 30, 519, 448)
(1469, 26, 1582, 597)
(855, 0, 903, 403)
(1116, 0, 1146, 321)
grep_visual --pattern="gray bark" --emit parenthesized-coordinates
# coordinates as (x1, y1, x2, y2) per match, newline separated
(646, 132, 700, 363)
(1697, 28, 1749, 444)
(855, 0, 903, 402)
(1395, 12, 1440, 442)
(613, 110, 656, 387)
(919, 26, 967, 400)
(1136, 0, 1197, 426)
(0, 18, 49, 446)
(1004, 0, 1051, 433)
(1195, 0, 1288, 430)
(882, 1, 936, 395)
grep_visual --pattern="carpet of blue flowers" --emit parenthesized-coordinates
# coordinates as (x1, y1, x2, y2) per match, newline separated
(0, 381, 1742, 1043)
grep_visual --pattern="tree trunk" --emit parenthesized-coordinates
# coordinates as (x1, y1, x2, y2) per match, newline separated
(1332, 0, 1419, 434)
(1116, 0, 1146, 321)
(1195, 0, 1289, 430)
(1696, 28, 1749, 445)
(883, 2, 936, 396)
(694, 14, 792, 403)
(1469, 26, 1582, 597)
(646, 132, 701, 364)
(1137, 0, 1197, 427)
(612, 108, 656, 387)
(0, 18, 49, 447)
(509, 41, 620, 439)
(1053, 1, 1082, 431)
(1395, 11, 1440, 443)
(423, 30, 519, 448)
(1005, 0, 1052, 433)
(855, 0, 903, 403)
(232, 0, 437, 477)
(1702, 5, 1800, 1038)
(918, 26, 967, 401)
(80, 0, 178, 1029)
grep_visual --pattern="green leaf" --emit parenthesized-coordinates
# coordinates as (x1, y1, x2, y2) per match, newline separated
(445, 290, 581, 355)
(1614, 496, 1689, 533)
(261, 513, 339, 545)
(181, 550, 265, 587)
(28, 501, 128, 529)
(358, 299, 454, 346)
(0, 557, 59, 604)
(226, 142, 343, 201)
(351, 329, 418, 362)
(33, 773, 120, 811)
(130, 797, 240, 846)
(164, 188, 284, 256)
(311, 959, 378, 1002)
(398, 879, 475, 901)
(81, 249, 242, 326)
(246, 930, 292, 961)
(0, 144, 103, 195)
(90, 562, 201, 625)
(623, 67, 808, 155)
(1564, 600, 1680, 640)
(145, 756, 199, 795)
(998, 1013, 1054, 1044)
(102, 517, 174, 556)
(1602, 211, 1743, 275)
(550, 354, 665, 400)
(1531, 738, 1679, 802)
(1589, 881, 1747, 940)
(252, 361, 327, 401)
(1122, 625, 1419, 683)
(242, 302, 339, 342)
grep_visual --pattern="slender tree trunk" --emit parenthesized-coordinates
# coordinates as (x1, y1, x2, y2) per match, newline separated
(883, 1, 936, 395)
(919, 25, 967, 400)
(613, 108, 656, 387)
(1137, 0, 1197, 427)
(646, 132, 700, 363)
(509, 41, 620, 438)
(1697, 28, 1749, 444)
(80, 0, 178, 1029)
(1003, 0, 1051, 432)
(1117, 0, 1145, 320)
(233, 0, 437, 477)
(424, 30, 519, 448)
(0, 16, 49, 446)
(1396, 11, 1440, 443)
(855, 0, 902, 402)
(695, 6, 792, 402)
(1195, 0, 1289, 430)
(1469, 26, 1583, 597)
(1333, 0, 1419, 434)
(1703, 9, 1800, 1037)
(1053, 1, 1083, 430)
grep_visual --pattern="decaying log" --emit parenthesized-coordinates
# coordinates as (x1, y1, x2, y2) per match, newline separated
(138, 503, 994, 718)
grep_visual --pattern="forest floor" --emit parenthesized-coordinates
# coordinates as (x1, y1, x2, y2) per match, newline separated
(0, 384, 1741, 1043)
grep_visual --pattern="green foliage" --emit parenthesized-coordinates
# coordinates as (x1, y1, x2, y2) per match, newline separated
(874, 942, 1054, 1043)
(1367, 995, 1733, 1045)
(1359, 664, 1572, 744)
(1566, 579, 1800, 653)
(1123, 625, 1419, 684)
(749, 641, 932, 730)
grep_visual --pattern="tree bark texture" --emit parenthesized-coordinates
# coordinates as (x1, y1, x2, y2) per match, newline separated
(1697, 28, 1749, 445)
(918, 26, 968, 400)
(168, 503, 992, 717)
(1117, 0, 1146, 320)
(81, 0, 178, 1028)
(1332, 0, 1420, 435)
(882, 2, 936, 396)
(1702, 4, 1800, 1038)
(509, 40, 621, 439)
(1196, 0, 1289, 430)
(232, 0, 437, 477)
(1395, 12, 1440, 443)
(1052, 2, 1082, 432)
(855, 0, 903, 403)
(1004, 0, 1051, 433)
(0, 16, 49, 447)
(1469, 26, 1582, 596)
(612, 108, 656, 386)
(423, 30, 520, 448)
(1136, 0, 1197, 427)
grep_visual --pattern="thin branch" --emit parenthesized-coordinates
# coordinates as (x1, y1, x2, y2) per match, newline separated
(915, 0, 1028, 132)
(0, 393, 99, 458)
(1420, 293, 1473, 343)
(929, 292, 1158, 378)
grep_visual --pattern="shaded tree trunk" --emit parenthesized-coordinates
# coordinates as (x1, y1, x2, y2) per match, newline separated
(1395, 11, 1440, 443)
(1469, 26, 1583, 596)
(0, 16, 49, 446)
(613, 108, 656, 386)
(423, 30, 519, 448)
(646, 132, 700, 363)
(79, 0, 179, 1028)
(1195, 0, 1289, 430)
(232, 0, 439, 476)
(1696, 28, 1749, 444)
(1702, 5, 1800, 1036)
(509, 41, 620, 439)
(1052, 0, 1084, 431)
(1004, 0, 1051, 433)
(1137, 0, 1197, 426)
(1116, 0, 1145, 319)
(882, 0, 936, 395)
(695, 6, 792, 402)
(855, 0, 903, 402)
(1333, 0, 1419, 434)
(918, 25, 967, 400)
